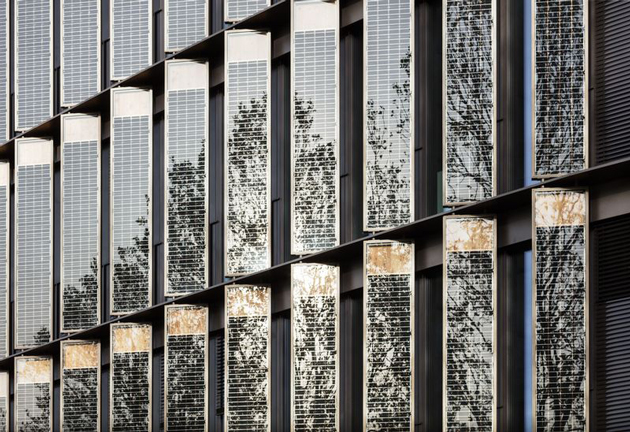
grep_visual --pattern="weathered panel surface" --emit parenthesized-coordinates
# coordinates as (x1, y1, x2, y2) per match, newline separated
(15, 357, 52, 431)
(111, 0, 151, 80)
(61, 341, 100, 431)
(0, 372, 8, 431)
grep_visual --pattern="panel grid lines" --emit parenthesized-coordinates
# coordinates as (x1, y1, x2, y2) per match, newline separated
(111, 351, 151, 431)
(166, 0, 207, 52)
(225, 0, 268, 23)
(16, 382, 51, 430)
(62, 367, 99, 431)
(0, 0, 8, 142)
(111, 0, 150, 80)
(0, 186, 7, 358)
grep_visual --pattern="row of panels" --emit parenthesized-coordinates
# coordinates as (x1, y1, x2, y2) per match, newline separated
(0, 189, 587, 430)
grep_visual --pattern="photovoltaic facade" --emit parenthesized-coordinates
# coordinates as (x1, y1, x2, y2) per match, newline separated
(0, 163, 8, 359)
(15, 357, 52, 431)
(165, 0, 208, 53)
(110, 0, 151, 81)
(61, 340, 101, 431)
(0, 0, 8, 142)
(225, 0, 269, 23)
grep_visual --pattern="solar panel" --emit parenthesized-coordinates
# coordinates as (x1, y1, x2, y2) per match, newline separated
(0, 372, 8, 432)
(533, 0, 587, 178)
(444, 216, 496, 430)
(110, 88, 153, 315)
(61, 114, 101, 332)
(364, 0, 414, 231)
(15, 0, 53, 131)
(165, 0, 208, 52)
(291, 0, 339, 255)
(291, 263, 339, 430)
(110, 0, 151, 81)
(110, 323, 152, 432)
(364, 240, 414, 430)
(444, 0, 495, 206)
(15, 357, 52, 431)
(225, 0, 269, 23)
(0, 163, 8, 359)
(165, 304, 208, 430)
(533, 189, 587, 430)
(0, 0, 8, 142)
(225, 31, 271, 276)
(165, 60, 209, 296)
(15, 138, 53, 349)
(225, 285, 270, 431)
(61, 0, 100, 107)
(61, 340, 101, 431)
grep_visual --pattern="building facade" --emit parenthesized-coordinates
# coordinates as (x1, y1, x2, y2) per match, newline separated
(0, 0, 627, 430)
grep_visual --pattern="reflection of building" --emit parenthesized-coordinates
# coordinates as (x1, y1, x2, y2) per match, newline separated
(0, 0, 627, 430)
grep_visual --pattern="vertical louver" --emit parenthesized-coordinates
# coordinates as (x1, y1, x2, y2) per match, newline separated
(224, 30, 271, 276)
(15, 357, 52, 431)
(224, 0, 269, 23)
(533, 188, 588, 430)
(110, 88, 153, 315)
(15, 138, 53, 349)
(15, 0, 53, 131)
(0, 0, 8, 142)
(110, 0, 152, 81)
(61, 0, 100, 107)
(0, 163, 8, 359)
(110, 323, 152, 431)
(225, 285, 271, 430)
(61, 114, 101, 332)
(0, 371, 7, 431)
(443, 216, 496, 429)
(533, 0, 588, 178)
(291, 0, 339, 255)
(165, 304, 208, 430)
(61, 340, 101, 431)
(165, 0, 208, 52)
(363, 240, 414, 430)
(291, 263, 339, 430)
(165, 60, 209, 296)
(444, 0, 496, 206)
(364, 0, 414, 231)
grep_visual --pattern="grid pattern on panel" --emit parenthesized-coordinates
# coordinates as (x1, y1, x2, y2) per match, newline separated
(111, 116, 151, 314)
(111, 0, 150, 80)
(226, 60, 270, 276)
(445, 0, 494, 205)
(292, 28, 338, 254)
(62, 0, 99, 106)
(225, 0, 268, 23)
(0, 396, 5, 431)
(0, 0, 8, 142)
(0, 187, 7, 358)
(62, 368, 99, 430)
(111, 351, 151, 431)
(445, 250, 494, 430)
(16, 0, 52, 131)
(166, 0, 206, 52)
(364, 0, 412, 230)
(16, 165, 52, 348)
(16, 382, 51, 430)
(62, 141, 99, 331)
(166, 89, 207, 295)
(534, 0, 586, 176)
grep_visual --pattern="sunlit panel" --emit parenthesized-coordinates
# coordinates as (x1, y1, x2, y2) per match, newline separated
(291, 0, 339, 255)
(165, 60, 209, 296)
(444, 216, 495, 430)
(225, 30, 271, 276)
(61, 340, 101, 431)
(533, 0, 587, 177)
(0, 163, 8, 359)
(165, 305, 208, 430)
(110, 323, 152, 432)
(15, 138, 53, 349)
(291, 263, 339, 430)
(15, 357, 52, 431)
(533, 189, 587, 430)
(225, 285, 270, 431)
(364, 240, 414, 430)
(0, 0, 8, 142)
(225, 0, 269, 23)
(110, 88, 153, 315)
(165, 0, 208, 52)
(444, 0, 495, 206)
(0, 372, 8, 431)
(110, 0, 152, 81)
(364, 0, 414, 231)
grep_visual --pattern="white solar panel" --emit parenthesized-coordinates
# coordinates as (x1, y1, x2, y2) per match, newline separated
(15, 357, 52, 432)
(15, 138, 54, 349)
(225, 0, 269, 23)
(165, 60, 209, 296)
(533, 189, 587, 430)
(444, 0, 496, 206)
(225, 285, 270, 431)
(0, 0, 8, 142)
(165, 0, 208, 52)
(364, 0, 414, 231)
(165, 304, 208, 430)
(110, 0, 152, 81)
(61, 340, 101, 431)
(0, 163, 8, 359)
(15, 0, 53, 132)
(291, 263, 339, 430)
(0, 371, 8, 432)
(364, 240, 414, 431)
(444, 216, 496, 430)
(61, 114, 101, 332)
(291, 0, 339, 255)
(533, 0, 587, 178)
(225, 31, 271, 276)
(110, 88, 153, 315)
(61, 0, 100, 107)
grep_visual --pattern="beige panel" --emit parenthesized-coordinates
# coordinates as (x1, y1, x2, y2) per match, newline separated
(0, 372, 7, 398)
(166, 305, 207, 335)
(294, 0, 337, 31)
(112, 324, 152, 353)
(445, 217, 495, 252)
(16, 138, 54, 166)
(226, 30, 270, 62)
(365, 241, 414, 275)
(16, 357, 52, 384)
(111, 87, 152, 117)
(292, 263, 339, 297)
(62, 341, 100, 369)
(62, 113, 100, 143)
(226, 285, 270, 317)
(534, 189, 587, 227)
(166, 60, 208, 91)
(0, 161, 9, 186)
